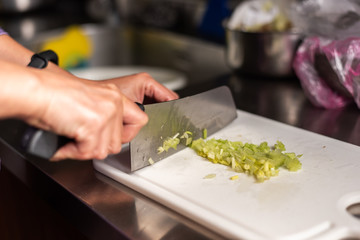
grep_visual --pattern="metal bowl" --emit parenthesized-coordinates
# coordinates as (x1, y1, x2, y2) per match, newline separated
(225, 27, 303, 78)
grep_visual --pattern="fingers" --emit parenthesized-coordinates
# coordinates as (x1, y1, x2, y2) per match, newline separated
(51, 142, 88, 161)
(144, 79, 179, 102)
(51, 86, 148, 161)
(100, 72, 179, 103)
(139, 72, 179, 102)
(109, 102, 123, 154)
(49, 83, 124, 161)
(121, 98, 149, 143)
(47, 70, 176, 161)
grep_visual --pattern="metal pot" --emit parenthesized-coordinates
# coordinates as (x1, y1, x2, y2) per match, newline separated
(225, 27, 303, 78)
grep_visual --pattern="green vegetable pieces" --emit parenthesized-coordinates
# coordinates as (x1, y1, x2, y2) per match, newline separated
(157, 130, 302, 182)
(157, 133, 181, 154)
(190, 139, 302, 182)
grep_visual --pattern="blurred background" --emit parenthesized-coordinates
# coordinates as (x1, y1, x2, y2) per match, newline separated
(0, 0, 243, 85)
(0, 0, 242, 42)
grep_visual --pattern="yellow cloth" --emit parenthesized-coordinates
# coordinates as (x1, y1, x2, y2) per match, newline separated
(41, 25, 92, 69)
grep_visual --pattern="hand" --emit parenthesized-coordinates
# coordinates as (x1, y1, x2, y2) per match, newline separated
(25, 70, 148, 161)
(0, 34, 177, 161)
(91, 72, 179, 103)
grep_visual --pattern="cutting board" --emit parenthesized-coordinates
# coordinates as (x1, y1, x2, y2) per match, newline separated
(93, 110, 360, 240)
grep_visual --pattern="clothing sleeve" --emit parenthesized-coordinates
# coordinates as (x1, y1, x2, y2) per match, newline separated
(0, 27, 8, 36)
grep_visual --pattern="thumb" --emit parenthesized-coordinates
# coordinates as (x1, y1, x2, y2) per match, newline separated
(51, 142, 82, 161)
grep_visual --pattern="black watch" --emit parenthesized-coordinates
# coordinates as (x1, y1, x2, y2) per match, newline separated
(27, 50, 59, 69)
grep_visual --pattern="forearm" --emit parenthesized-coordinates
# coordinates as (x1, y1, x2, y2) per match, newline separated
(0, 35, 33, 66)
(0, 60, 42, 120)
(0, 34, 74, 77)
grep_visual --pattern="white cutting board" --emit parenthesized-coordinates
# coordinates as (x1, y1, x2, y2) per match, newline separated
(93, 110, 360, 240)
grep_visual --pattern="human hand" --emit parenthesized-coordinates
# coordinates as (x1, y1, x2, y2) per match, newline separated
(49, 71, 178, 160)
(0, 34, 178, 161)
(91, 72, 179, 103)
(26, 70, 148, 161)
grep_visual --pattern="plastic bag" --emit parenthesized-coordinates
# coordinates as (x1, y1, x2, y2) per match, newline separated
(288, 0, 360, 39)
(291, 0, 360, 109)
(227, 0, 293, 32)
(293, 36, 360, 109)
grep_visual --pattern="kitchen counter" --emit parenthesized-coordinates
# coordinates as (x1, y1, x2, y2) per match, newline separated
(1, 25, 360, 239)
(1, 73, 360, 240)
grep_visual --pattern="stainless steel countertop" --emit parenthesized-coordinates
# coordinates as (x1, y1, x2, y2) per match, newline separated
(1, 72, 360, 240)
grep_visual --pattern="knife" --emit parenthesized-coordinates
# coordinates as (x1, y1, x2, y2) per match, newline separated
(129, 86, 237, 172)
(0, 86, 236, 165)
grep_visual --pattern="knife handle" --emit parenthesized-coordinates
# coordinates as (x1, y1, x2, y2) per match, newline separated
(135, 102, 145, 111)
(21, 127, 71, 159)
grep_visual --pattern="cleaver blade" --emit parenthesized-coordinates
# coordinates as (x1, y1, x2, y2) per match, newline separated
(130, 86, 237, 172)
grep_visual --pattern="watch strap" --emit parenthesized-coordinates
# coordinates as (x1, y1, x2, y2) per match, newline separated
(27, 50, 59, 69)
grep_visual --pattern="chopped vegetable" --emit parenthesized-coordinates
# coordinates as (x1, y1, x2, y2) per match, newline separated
(157, 133, 181, 153)
(230, 175, 239, 180)
(148, 158, 155, 165)
(156, 130, 302, 183)
(190, 138, 302, 182)
(203, 173, 216, 179)
(180, 131, 193, 146)
(203, 129, 208, 139)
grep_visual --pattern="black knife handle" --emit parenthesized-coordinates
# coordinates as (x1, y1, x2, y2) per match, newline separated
(135, 102, 145, 111)
(21, 127, 71, 159)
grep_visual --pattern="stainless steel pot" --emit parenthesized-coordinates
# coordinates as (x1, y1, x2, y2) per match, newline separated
(225, 27, 303, 78)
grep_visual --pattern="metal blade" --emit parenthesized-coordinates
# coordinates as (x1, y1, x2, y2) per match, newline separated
(129, 86, 237, 172)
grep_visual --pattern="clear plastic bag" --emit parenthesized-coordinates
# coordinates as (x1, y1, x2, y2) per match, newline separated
(291, 0, 360, 109)
(227, 0, 293, 32)
(289, 0, 360, 39)
(293, 36, 360, 109)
